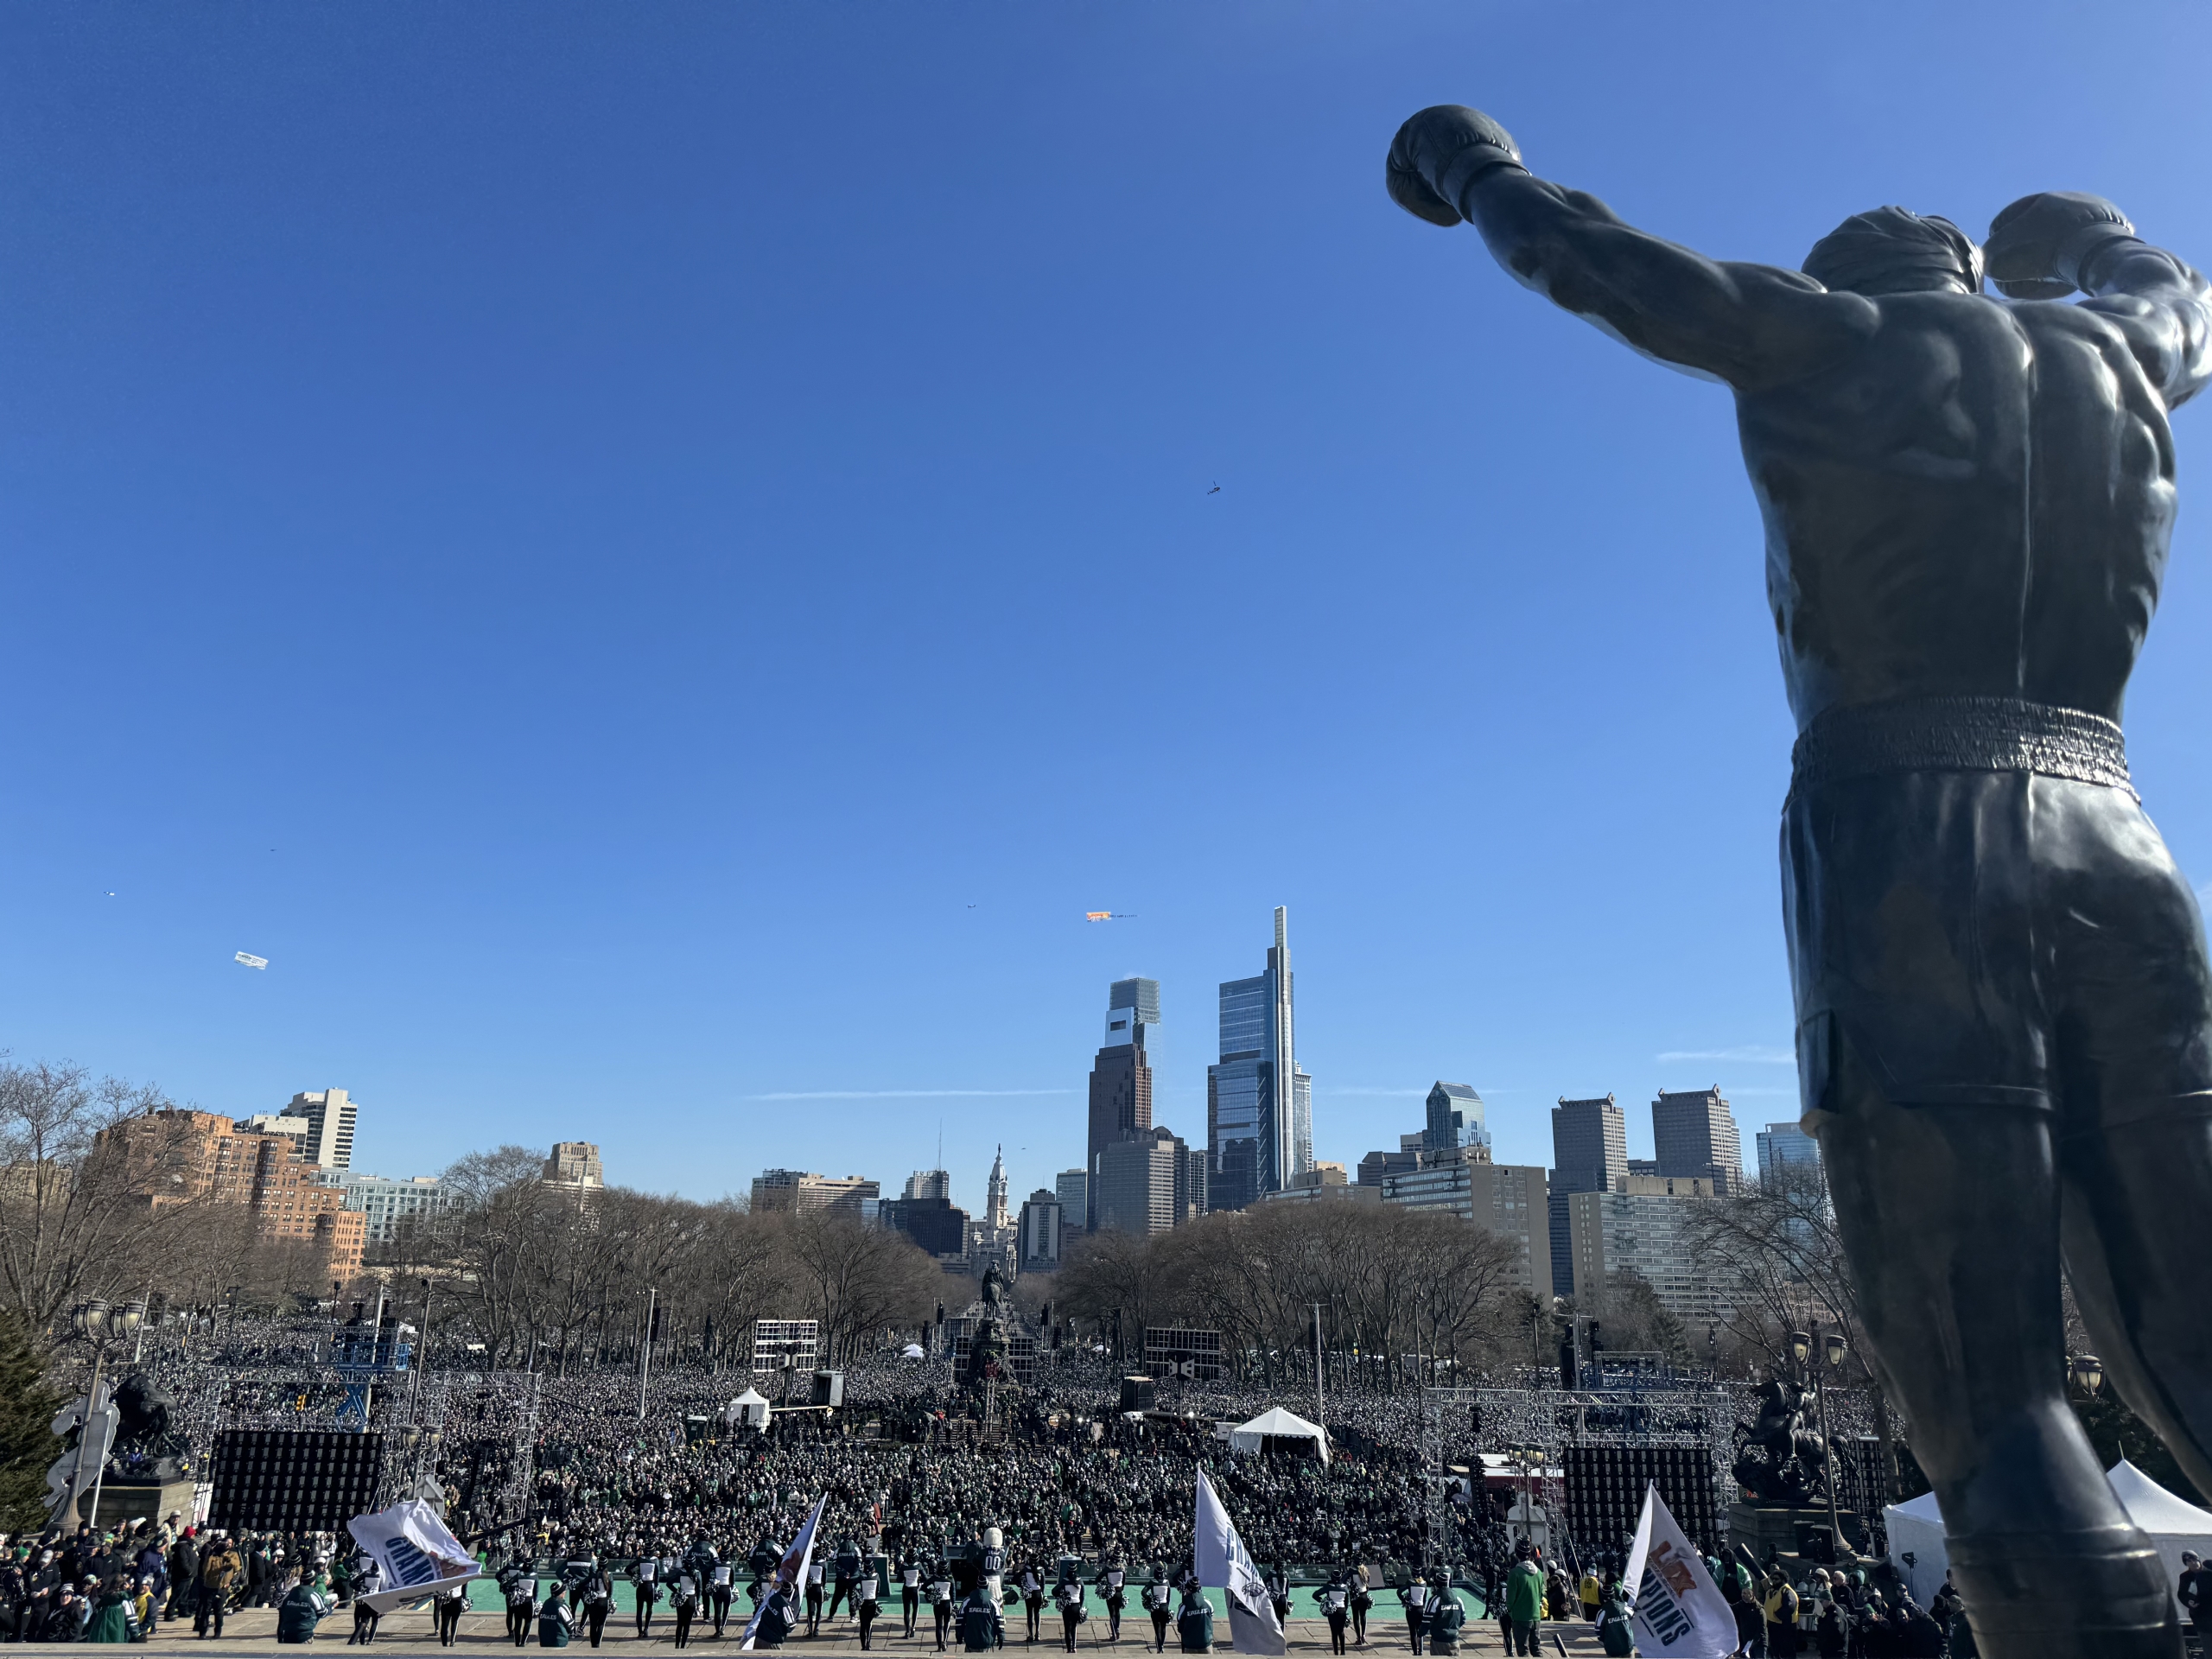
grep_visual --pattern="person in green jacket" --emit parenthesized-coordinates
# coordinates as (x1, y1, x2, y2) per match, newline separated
(539, 1585, 575, 1647)
(277, 1575, 338, 1645)
(1595, 1588, 1636, 1658)
(1176, 1587, 1214, 1654)
(959, 1586, 1003, 1651)
(86, 1586, 132, 1645)
(1504, 1551, 1545, 1657)
(1425, 1574, 1466, 1656)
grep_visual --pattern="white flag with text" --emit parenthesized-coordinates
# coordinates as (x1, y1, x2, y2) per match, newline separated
(1622, 1482, 1736, 1657)
(1194, 1469, 1284, 1656)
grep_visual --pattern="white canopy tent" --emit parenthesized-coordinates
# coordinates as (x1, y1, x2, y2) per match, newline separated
(724, 1388, 771, 1430)
(1885, 1461, 2212, 1610)
(1227, 1407, 1331, 1465)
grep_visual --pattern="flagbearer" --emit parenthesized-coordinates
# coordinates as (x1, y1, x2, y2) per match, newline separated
(1177, 1586, 1213, 1653)
(1424, 1575, 1465, 1656)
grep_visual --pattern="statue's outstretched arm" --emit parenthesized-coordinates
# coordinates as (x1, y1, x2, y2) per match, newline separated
(1387, 106, 1867, 392)
(1986, 192, 2212, 409)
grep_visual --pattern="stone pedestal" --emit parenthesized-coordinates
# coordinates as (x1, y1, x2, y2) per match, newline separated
(1728, 1499, 1866, 1570)
(91, 1476, 200, 1530)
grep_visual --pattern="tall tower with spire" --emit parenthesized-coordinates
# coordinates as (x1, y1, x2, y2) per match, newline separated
(987, 1145, 1009, 1230)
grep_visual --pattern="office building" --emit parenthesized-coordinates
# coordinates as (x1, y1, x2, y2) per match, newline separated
(1055, 1169, 1088, 1233)
(95, 1109, 365, 1276)
(1756, 1122, 1821, 1186)
(1094, 1127, 1200, 1236)
(1567, 1174, 1722, 1320)
(905, 1169, 950, 1202)
(1379, 1157, 1553, 1298)
(1653, 1087, 1745, 1195)
(1206, 907, 1312, 1211)
(749, 1170, 880, 1216)
(1086, 979, 1158, 1227)
(882, 1196, 969, 1257)
(1424, 1083, 1491, 1155)
(237, 1113, 308, 1143)
(321, 1172, 452, 1244)
(1018, 1190, 1064, 1274)
(544, 1142, 604, 1187)
(1548, 1094, 1630, 1297)
(286, 1089, 359, 1171)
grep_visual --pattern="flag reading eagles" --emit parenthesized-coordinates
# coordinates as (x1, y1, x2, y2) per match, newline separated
(741, 1492, 827, 1650)
(1194, 1468, 1285, 1656)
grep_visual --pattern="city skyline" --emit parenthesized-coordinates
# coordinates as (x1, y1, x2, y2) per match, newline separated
(14, 10, 2192, 1209)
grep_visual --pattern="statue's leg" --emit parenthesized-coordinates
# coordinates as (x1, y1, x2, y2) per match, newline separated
(1811, 1034, 2180, 1658)
(2037, 779, 2212, 1499)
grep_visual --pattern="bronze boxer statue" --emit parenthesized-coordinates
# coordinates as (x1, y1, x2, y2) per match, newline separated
(1386, 105, 2212, 1657)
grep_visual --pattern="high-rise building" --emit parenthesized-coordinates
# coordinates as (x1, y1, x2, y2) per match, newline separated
(1653, 1087, 1745, 1195)
(1094, 1130, 1179, 1236)
(1086, 979, 1157, 1227)
(1424, 1083, 1491, 1154)
(882, 1196, 968, 1256)
(750, 1170, 880, 1215)
(1018, 1190, 1064, 1273)
(1549, 1094, 1630, 1296)
(1379, 1158, 1553, 1299)
(544, 1142, 604, 1187)
(1055, 1169, 1088, 1233)
(286, 1089, 359, 1171)
(1206, 907, 1312, 1211)
(1567, 1174, 1721, 1319)
(905, 1169, 950, 1202)
(1756, 1122, 1821, 1186)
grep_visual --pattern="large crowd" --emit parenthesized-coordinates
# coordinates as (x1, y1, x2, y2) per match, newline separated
(25, 1313, 2058, 1655)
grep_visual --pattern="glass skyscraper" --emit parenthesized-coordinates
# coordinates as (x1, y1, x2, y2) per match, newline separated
(1205, 906, 1312, 1211)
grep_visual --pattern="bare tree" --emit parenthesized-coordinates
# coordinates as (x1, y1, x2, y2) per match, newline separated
(0, 1059, 186, 1332)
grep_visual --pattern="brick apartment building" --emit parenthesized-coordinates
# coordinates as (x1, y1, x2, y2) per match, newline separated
(96, 1109, 365, 1277)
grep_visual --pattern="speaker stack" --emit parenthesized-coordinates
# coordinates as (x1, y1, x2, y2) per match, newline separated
(1563, 1444, 1719, 1554)
(209, 1429, 385, 1533)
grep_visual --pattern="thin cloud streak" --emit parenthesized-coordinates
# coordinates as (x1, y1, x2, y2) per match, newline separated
(1656, 1045, 1796, 1065)
(747, 1088, 1074, 1101)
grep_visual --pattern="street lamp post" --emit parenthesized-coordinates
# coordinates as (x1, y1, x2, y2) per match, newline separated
(60, 1297, 143, 1529)
(1792, 1326, 1851, 1560)
(408, 1277, 435, 1420)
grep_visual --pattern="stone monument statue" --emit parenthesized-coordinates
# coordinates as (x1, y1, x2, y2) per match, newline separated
(1731, 1378, 1829, 1507)
(1387, 105, 2212, 1659)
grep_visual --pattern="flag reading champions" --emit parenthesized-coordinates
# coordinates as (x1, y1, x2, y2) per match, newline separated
(1194, 1469, 1285, 1656)
(1622, 1482, 1736, 1657)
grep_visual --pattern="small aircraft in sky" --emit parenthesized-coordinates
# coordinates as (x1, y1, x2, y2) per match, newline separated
(235, 951, 269, 969)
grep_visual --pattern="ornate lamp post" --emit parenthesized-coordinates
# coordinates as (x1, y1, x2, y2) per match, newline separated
(60, 1297, 143, 1529)
(1792, 1325, 1851, 1559)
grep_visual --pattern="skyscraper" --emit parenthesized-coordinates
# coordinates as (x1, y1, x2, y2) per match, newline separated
(1756, 1121, 1821, 1185)
(1086, 978, 1158, 1227)
(1055, 1169, 1088, 1233)
(1548, 1094, 1629, 1298)
(1206, 907, 1312, 1211)
(1424, 1083, 1491, 1154)
(1653, 1087, 1745, 1194)
(286, 1089, 358, 1171)
(905, 1169, 950, 1201)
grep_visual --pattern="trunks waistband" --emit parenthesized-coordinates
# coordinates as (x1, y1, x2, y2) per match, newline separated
(1789, 696, 2135, 799)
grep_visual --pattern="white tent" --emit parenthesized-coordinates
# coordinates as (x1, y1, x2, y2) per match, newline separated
(724, 1388, 771, 1430)
(1227, 1407, 1330, 1465)
(1885, 1461, 2212, 1611)
(900, 1343, 926, 1359)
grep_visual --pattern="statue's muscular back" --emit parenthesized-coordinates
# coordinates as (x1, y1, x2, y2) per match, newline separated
(1743, 289, 2177, 727)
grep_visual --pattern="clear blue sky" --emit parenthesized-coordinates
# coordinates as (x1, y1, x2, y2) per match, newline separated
(7, 2, 2211, 1206)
